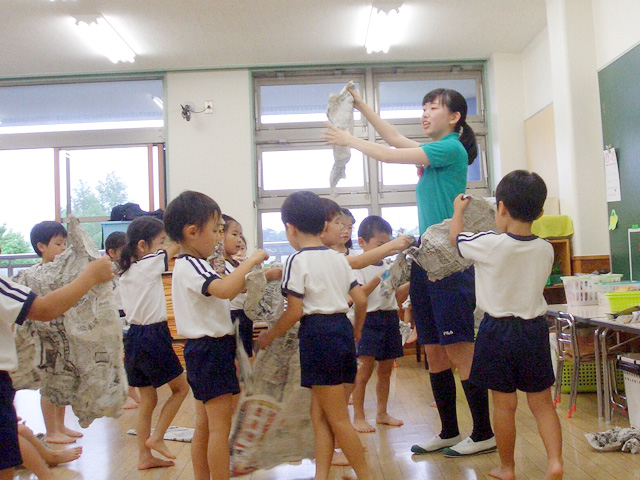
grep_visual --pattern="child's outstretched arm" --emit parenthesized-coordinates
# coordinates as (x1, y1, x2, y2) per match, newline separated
(257, 294, 303, 349)
(449, 194, 471, 247)
(164, 241, 181, 261)
(28, 256, 114, 321)
(361, 276, 381, 297)
(347, 235, 414, 270)
(207, 250, 269, 299)
(350, 284, 367, 343)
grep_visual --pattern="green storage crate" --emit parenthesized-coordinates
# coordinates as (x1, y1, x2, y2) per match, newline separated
(560, 361, 624, 393)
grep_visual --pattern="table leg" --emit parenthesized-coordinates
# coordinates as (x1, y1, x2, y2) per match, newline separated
(594, 326, 604, 420)
(600, 328, 612, 423)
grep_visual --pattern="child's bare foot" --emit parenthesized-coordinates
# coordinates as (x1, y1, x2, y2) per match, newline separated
(123, 397, 139, 410)
(331, 449, 350, 466)
(376, 413, 404, 427)
(353, 419, 376, 433)
(489, 466, 515, 480)
(138, 455, 175, 470)
(431, 401, 437, 408)
(545, 462, 563, 480)
(61, 426, 83, 438)
(45, 432, 76, 444)
(46, 446, 83, 466)
(146, 437, 176, 459)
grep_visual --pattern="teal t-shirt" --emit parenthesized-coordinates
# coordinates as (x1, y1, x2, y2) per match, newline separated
(416, 132, 468, 234)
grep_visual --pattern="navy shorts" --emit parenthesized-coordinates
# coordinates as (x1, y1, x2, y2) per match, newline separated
(409, 262, 475, 346)
(357, 310, 403, 361)
(470, 314, 556, 393)
(184, 335, 240, 402)
(124, 322, 184, 388)
(0, 372, 21, 470)
(231, 310, 254, 357)
(299, 313, 357, 388)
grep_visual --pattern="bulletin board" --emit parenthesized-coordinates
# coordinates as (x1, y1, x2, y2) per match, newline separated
(598, 43, 640, 280)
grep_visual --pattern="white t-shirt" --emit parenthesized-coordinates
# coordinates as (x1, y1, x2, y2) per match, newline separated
(172, 255, 234, 339)
(119, 250, 168, 326)
(225, 260, 247, 311)
(355, 261, 398, 312)
(281, 246, 358, 316)
(457, 231, 553, 319)
(0, 275, 36, 371)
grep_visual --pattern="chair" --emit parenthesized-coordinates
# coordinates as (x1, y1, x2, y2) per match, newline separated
(553, 312, 597, 418)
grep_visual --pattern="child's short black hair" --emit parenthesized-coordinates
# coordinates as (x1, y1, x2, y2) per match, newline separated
(164, 191, 221, 241)
(281, 191, 325, 234)
(221, 214, 240, 233)
(320, 198, 341, 222)
(104, 231, 126, 252)
(358, 215, 392, 242)
(340, 208, 355, 249)
(30, 221, 67, 256)
(495, 170, 547, 222)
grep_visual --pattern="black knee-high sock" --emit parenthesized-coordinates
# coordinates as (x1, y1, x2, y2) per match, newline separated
(461, 379, 494, 441)
(430, 369, 459, 439)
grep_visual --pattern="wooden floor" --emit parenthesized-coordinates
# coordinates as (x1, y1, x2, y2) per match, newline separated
(13, 355, 640, 480)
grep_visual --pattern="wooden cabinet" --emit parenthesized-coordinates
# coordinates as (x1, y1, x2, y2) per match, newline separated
(544, 238, 571, 305)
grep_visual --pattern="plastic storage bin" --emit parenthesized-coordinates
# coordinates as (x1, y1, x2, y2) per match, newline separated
(618, 354, 640, 427)
(562, 274, 623, 306)
(598, 281, 640, 312)
(101, 221, 131, 248)
(605, 291, 640, 313)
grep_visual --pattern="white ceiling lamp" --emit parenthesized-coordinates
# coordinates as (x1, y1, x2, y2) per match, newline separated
(365, 2, 402, 54)
(72, 14, 136, 63)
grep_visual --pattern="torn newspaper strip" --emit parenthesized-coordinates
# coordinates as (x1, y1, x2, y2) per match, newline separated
(229, 266, 314, 476)
(12, 217, 126, 427)
(327, 80, 356, 189)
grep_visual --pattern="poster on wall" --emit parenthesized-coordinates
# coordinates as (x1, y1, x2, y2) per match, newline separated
(604, 147, 622, 202)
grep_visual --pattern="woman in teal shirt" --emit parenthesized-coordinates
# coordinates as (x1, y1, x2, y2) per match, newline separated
(324, 88, 495, 458)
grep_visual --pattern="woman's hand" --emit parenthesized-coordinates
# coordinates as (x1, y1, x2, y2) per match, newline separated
(323, 123, 354, 147)
(347, 86, 364, 110)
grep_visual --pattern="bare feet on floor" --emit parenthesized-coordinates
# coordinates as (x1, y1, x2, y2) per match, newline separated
(138, 455, 175, 470)
(146, 437, 176, 459)
(60, 427, 83, 438)
(45, 433, 76, 444)
(376, 413, 404, 427)
(353, 419, 376, 433)
(46, 446, 83, 466)
(489, 466, 515, 480)
(122, 397, 140, 410)
(545, 462, 563, 480)
(331, 449, 350, 466)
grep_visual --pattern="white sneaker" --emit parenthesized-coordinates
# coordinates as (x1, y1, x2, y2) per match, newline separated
(410, 434, 461, 454)
(442, 436, 497, 457)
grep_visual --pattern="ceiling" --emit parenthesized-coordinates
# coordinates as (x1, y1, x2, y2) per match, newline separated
(1, 0, 548, 80)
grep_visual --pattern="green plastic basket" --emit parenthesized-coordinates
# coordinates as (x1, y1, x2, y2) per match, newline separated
(605, 291, 640, 313)
(560, 361, 624, 393)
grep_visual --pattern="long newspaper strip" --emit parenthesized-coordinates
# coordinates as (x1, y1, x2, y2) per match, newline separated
(229, 266, 314, 476)
(12, 217, 126, 427)
(327, 81, 356, 189)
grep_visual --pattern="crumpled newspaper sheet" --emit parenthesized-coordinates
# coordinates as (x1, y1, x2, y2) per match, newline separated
(229, 266, 314, 476)
(586, 426, 640, 453)
(12, 217, 126, 427)
(379, 196, 497, 294)
(327, 80, 355, 189)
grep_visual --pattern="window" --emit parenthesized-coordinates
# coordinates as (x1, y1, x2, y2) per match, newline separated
(253, 66, 488, 247)
(0, 77, 166, 253)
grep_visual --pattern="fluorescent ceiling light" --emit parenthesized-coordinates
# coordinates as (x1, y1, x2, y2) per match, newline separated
(152, 96, 164, 109)
(365, 3, 402, 54)
(72, 14, 136, 63)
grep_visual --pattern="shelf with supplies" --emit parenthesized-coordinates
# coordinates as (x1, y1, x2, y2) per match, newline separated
(544, 238, 571, 305)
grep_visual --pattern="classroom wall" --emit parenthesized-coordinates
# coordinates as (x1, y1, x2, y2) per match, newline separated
(486, 53, 527, 190)
(521, 28, 553, 120)
(165, 70, 257, 249)
(592, 0, 640, 70)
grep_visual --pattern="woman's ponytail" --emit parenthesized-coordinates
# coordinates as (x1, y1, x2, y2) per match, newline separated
(458, 120, 478, 165)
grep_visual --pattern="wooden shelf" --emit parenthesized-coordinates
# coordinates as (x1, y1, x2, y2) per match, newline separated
(544, 238, 571, 304)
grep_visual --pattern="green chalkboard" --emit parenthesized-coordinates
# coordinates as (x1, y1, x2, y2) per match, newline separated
(598, 44, 640, 280)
